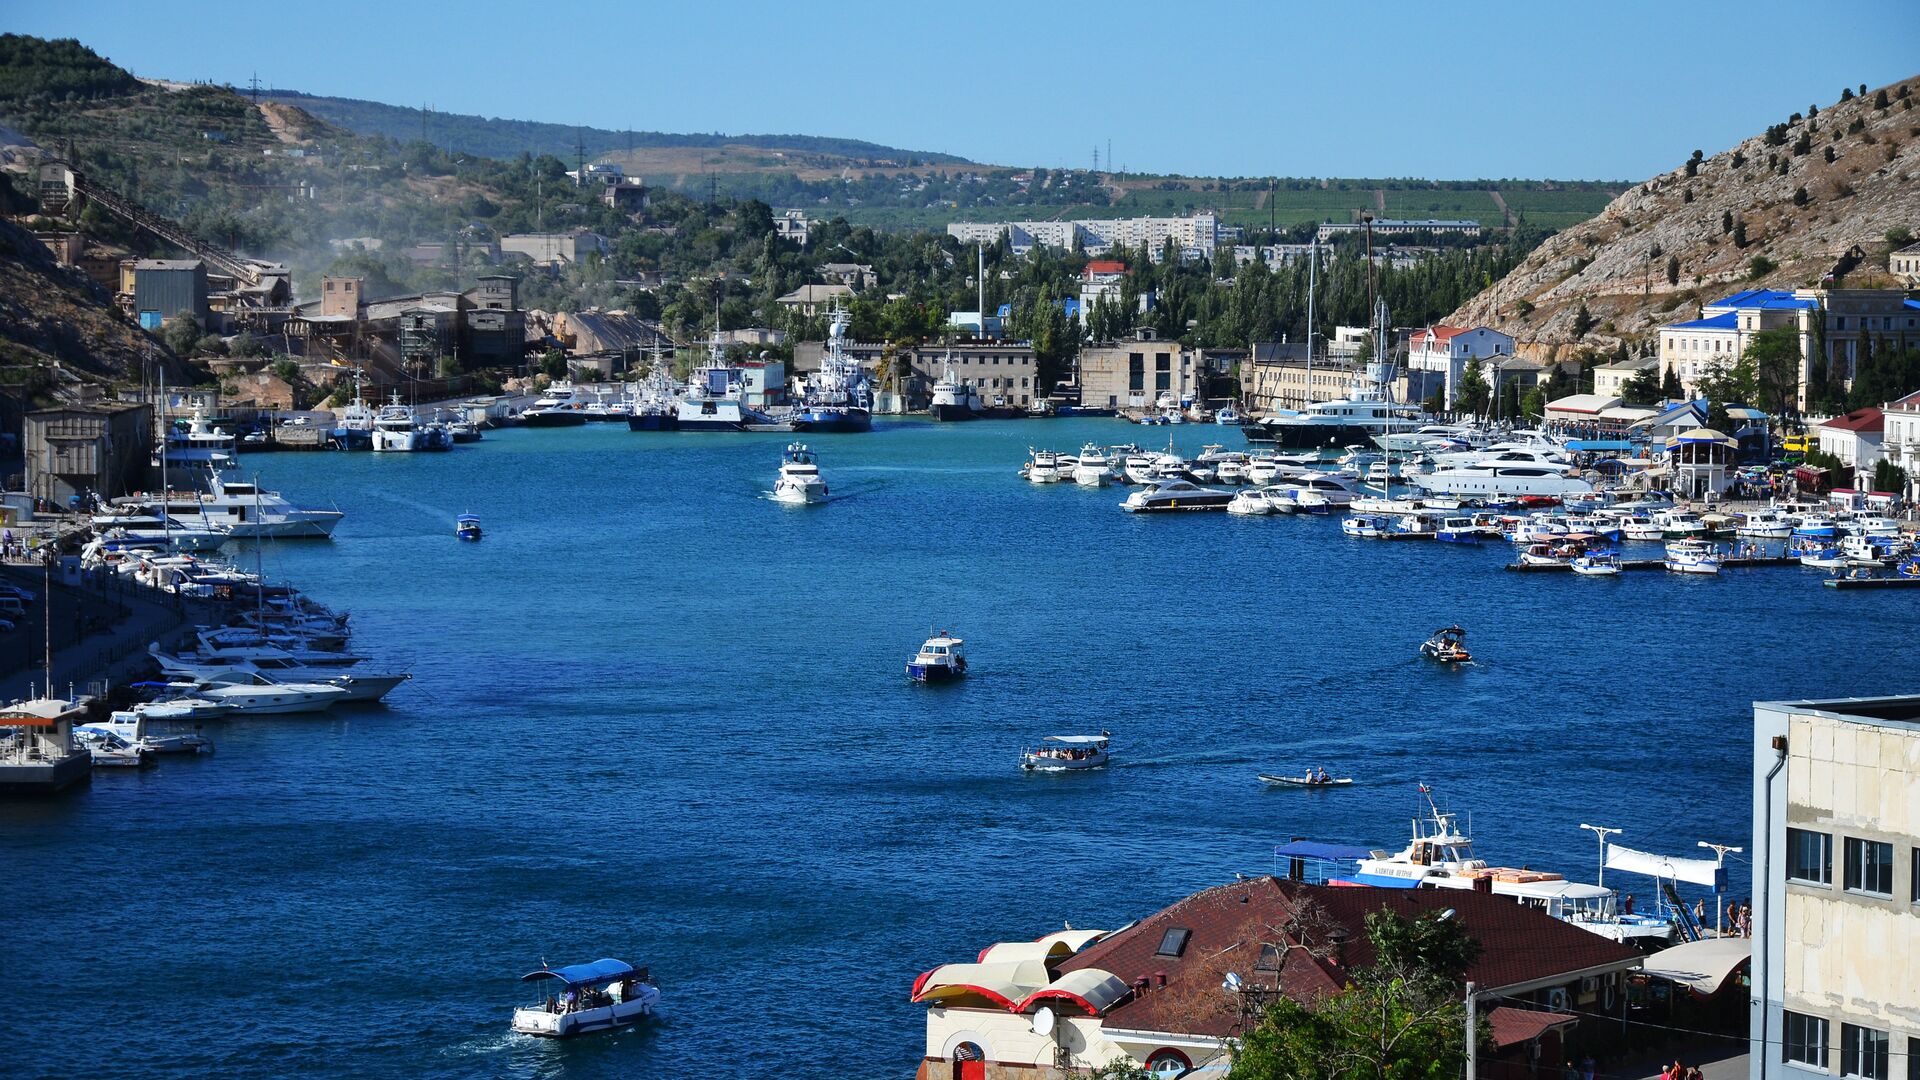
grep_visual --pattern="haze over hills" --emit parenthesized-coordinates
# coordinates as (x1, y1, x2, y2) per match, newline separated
(1448, 74, 1920, 360)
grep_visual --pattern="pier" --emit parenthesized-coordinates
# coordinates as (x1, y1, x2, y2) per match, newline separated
(1505, 555, 1801, 573)
(1821, 575, 1920, 589)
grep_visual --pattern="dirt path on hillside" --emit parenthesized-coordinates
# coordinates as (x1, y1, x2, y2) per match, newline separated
(1489, 189, 1511, 227)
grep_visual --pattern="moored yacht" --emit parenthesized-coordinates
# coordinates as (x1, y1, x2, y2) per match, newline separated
(792, 307, 873, 433)
(675, 335, 777, 431)
(371, 395, 428, 451)
(1118, 479, 1232, 513)
(929, 348, 981, 422)
(1072, 444, 1113, 487)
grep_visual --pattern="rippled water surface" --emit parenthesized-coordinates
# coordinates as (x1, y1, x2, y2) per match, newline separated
(5, 418, 1914, 1078)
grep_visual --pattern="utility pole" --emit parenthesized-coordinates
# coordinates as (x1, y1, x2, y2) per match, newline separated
(1698, 841, 1743, 936)
(575, 128, 586, 188)
(1580, 823, 1622, 887)
(248, 72, 261, 102)
(1464, 981, 1478, 1080)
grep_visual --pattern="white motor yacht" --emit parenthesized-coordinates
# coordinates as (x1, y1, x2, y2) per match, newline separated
(1735, 509, 1794, 539)
(136, 471, 344, 539)
(1412, 463, 1592, 500)
(91, 711, 213, 754)
(89, 513, 230, 553)
(771, 443, 828, 506)
(73, 726, 152, 767)
(176, 672, 351, 715)
(1119, 480, 1232, 513)
(1664, 539, 1723, 575)
(1274, 473, 1364, 514)
(1226, 489, 1274, 515)
(1025, 449, 1066, 484)
(1073, 444, 1113, 487)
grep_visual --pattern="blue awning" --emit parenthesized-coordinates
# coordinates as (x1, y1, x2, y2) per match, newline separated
(1566, 440, 1632, 451)
(1331, 872, 1423, 889)
(521, 958, 635, 986)
(1274, 841, 1376, 861)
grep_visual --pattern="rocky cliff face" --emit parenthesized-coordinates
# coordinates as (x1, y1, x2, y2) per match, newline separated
(0, 217, 186, 395)
(1447, 77, 1919, 363)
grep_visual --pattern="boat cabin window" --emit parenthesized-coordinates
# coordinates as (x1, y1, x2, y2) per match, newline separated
(1154, 927, 1191, 958)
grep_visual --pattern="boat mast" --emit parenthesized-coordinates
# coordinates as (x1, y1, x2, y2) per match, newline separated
(1304, 234, 1316, 410)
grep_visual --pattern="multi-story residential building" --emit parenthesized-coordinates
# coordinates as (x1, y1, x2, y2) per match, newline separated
(1078, 259, 1128, 317)
(1594, 356, 1658, 399)
(1079, 330, 1198, 411)
(1890, 242, 1920, 287)
(1314, 218, 1483, 243)
(774, 283, 855, 315)
(774, 209, 811, 246)
(1658, 289, 1920, 410)
(1750, 694, 1920, 1080)
(1816, 407, 1885, 486)
(1232, 243, 1316, 268)
(947, 213, 1222, 261)
(1877, 389, 1920, 502)
(1407, 325, 1516, 409)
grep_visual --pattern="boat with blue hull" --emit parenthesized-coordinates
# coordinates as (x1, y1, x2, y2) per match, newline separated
(791, 307, 873, 433)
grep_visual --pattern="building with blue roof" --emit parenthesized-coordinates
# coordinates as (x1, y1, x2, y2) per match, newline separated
(1658, 287, 1920, 412)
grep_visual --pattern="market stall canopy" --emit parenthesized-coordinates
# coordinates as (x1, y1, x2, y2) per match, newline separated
(1639, 937, 1750, 996)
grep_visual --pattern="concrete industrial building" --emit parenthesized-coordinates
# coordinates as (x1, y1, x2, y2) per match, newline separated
(499, 230, 608, 267)
(790, 340, 1039, 411)
(126, 259, 209, 330)
(1750, 695, 1920, 1080)
(23, 402, 153, 506)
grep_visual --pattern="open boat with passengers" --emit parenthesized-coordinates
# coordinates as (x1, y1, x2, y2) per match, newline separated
(512, 958, 661, 1038)
(1020, 733, 1111, 772)
(1419, 626, 1471, 664)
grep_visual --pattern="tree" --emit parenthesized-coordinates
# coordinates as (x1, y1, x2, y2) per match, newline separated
(1660, 365, 1683, 401)
(1666, 255, 1680, 286)
(1873, 458, 1908, 495)
(1455, 357, 1491, 417)
(1721, 210, 1734, 235)
(1230, 909, 1484, 1080)
(162, 312, 201, 356)
(539, 348, 568, 379)
(1571, 302, 1597, 339)
(1622, 365, 1660, 406)
(1733, 221, 1749, 248)
(1743, 328, 1803, 418)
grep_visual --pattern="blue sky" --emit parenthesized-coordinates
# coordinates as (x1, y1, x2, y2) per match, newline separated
(11, 0, 1918, 179)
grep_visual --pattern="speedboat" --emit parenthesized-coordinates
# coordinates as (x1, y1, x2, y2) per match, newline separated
(1226, 489, 1273, 516)
(1419, 625, 1471, 664)
(906, 634, 966, 683)
(512, 959, 660, 1038)
(90, 711, 213, 754)
(174, 672, 351, 715)
(1073, 444, 1113, 487)
(73, 726, 152, 767)
(1020, 733, 1111, 772)
(1025, 449, 1066, 484)
(1274, 474, 1363, 514)
(1118, 480, 1232, 513)
(1620, 515, 1663, 542)
(1341, 514, 1387, 538)
(1435, 516, 1491, 543)
(1258, 771, 1352, 788)
(1570, 552, 1623, 576)
(771, 443, 828, 506)
(1664, 538, 1723, 575)
(457, 514, 482, 541)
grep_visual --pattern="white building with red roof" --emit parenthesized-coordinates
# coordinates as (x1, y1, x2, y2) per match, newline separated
(1079, 259, 1129, 319)
(1818, 406, 1885, 486)
(1408, 325, 1516, 410)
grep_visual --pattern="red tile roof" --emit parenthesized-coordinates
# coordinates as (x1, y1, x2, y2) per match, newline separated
(1084, 260, 1128, 276)
(1410, 326, 1468, 346)
(1055, 878, 1640, 1039)
(1488, 1006, 1577, 1049)
(1821, 406, 1884, 433)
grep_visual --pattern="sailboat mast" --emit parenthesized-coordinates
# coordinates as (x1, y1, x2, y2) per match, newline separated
(1304, 236, 1317, 408)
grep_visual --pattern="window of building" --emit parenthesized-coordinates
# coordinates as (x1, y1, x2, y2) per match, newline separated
(1786, 1011, 1829, 1069)
(1908, 1037, 1920, 1080)
(1155, 372, 1171, 392)
(1787, 828, 1832, 885)
(1145, 1049, 1193, 1078)
(1845, 837, 1894, 896)
(1154, 927, 1191, 957)
(1842, 1023, 1889, 1079)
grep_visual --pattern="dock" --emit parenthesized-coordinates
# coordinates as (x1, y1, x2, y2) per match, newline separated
(1505, 556, 1800, 573)
(1822, 575, 1920, 589)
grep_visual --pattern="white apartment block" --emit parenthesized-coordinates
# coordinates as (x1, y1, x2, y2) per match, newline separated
(1407, 325, 1516, 409)
(1593, 356, 1658, 399)
(1232, 244, 1316, 269)
(1314, 218, 1482, 243)
(947, 213, 1221, 261)
(1751, 695, 1920, 1080)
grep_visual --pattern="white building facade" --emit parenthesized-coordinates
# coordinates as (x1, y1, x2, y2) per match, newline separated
(1407, 325, 1516, 410)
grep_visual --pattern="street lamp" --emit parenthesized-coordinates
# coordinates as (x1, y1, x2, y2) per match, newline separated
(1580, 823, 1622, 887)
(1698, 841, 1744, 936)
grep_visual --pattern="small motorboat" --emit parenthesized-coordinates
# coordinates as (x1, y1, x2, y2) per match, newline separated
(771, 443, 828, 506)
(1226, 489, 1273, 516)
(1020, 732, 1111, 772)
(73, 726, 153, 767)
(1664, 538, 1723, 575)
(456, 514, 483, 541)
(512, 959, 661, 1038)
(1419, 625, 1472, 664)
(1258, 771, 1353, 788)
(1570, 552, 1623, 576)
(906, 633, 966, 683)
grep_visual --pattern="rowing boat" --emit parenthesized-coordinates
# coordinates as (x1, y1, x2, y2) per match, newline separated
(1258, 774, 1353, 788)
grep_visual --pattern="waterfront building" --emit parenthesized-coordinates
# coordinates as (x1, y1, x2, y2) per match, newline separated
(1243, 343, 1413, 414)
(1407, 325, 1516, 410)
(1816, 407, 1884, 486)
(1657, 289, 1920, 410)
(1750, 695, 1920, 1080)
(789, 339, 1038, 411)
(1876, 390, 1920, 502)
(912, 878, 1641, 1080)
(24, 402, 153, 505)
(1079, 330, 1199, 411)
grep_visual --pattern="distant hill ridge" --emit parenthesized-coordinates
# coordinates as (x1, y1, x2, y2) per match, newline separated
(262, 90, 974, 167)
(1446, 74, 1920, 360)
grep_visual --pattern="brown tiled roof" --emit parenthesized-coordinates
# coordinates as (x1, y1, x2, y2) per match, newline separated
(1058, 878, 1641, 1039)
(1488, 1006, 1577, 1049)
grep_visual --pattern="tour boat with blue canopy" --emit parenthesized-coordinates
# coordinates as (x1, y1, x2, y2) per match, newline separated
(511, 958, 660, 1037)
(1020, 733, 1111, 772)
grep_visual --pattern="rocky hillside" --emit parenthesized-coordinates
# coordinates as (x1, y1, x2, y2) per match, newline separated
(0, 217, 186, 397)
(1447, 76, 1920, 362)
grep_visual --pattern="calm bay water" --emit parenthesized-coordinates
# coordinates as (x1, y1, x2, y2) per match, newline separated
(4, 418, 1915, 1078)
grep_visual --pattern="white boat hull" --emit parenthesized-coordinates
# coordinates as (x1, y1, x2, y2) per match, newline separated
(1021, 750, 1110, 772)
(512, 985, 660, 1037)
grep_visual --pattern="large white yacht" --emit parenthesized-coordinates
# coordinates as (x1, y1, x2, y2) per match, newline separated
(371, 394, 426, 451)
(160, 408, 239, 474)
(126, 470, 343, 539)
(1072, 444, 1113, 487)
(1411, 462, 1594, 500)
(770, 444, 827, 505)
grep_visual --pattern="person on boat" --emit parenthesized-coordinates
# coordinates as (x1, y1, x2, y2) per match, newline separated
(1623, 893, 1634, 915)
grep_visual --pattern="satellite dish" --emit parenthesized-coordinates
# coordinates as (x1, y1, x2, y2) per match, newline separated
(1222, 972, 1244, 993)
(1031, 1005, 1056, 1035)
